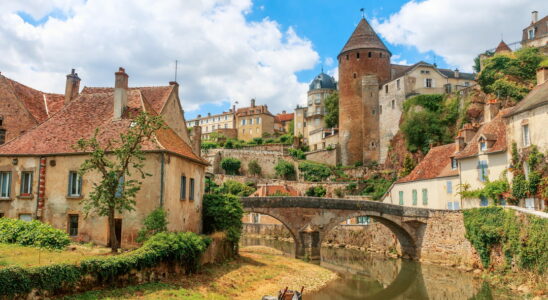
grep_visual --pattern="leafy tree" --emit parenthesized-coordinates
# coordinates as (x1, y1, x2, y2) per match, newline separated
(248, 160, 262, 176)
(252, 137, 264, 145)
(472, 50, 494, 73)
(75, 112, 165, 252)
(136, 208, 168, 243)
(288, 120, 294, 136)
(219, 180, 256, 196)
(324, 92, 339, 128)
(202, 193, 244, 244)
(221, 157, 241, 175)
(201, 141, 219, 149)
(299, 161, 332, 182)
(399, 155, 416, 177)
(275, 160, 296, 180)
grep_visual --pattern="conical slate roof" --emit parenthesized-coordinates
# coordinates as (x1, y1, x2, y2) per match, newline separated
(495, 40, 512, 53)
(339, 18, 391, 56)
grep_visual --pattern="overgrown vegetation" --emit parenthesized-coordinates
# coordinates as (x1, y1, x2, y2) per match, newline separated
(324, 92, 339, 128)
(478, 48, 546, 101)
(136, 208, 169, 243)
(202, 193, 244, 244)
(288, 148, 306, 159)
(305, 186, 327, 197)
(0, 232, 211, 297)
(463, 207, 547, 273)
(401, 94, 459, 153)
(459, 177, 510, 205)
(509, 143, 547, 204)
(344, 172, 396, 200)
(247, 160, 262, 176)
(220, 157, 241, 175)
(275, 160, 296, 180)
(0, 218, 70, 250)
(298, 161, 331, 182)
(215, 180, 256, 197)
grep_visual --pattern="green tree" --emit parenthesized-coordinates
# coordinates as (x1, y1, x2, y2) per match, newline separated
(248, 160, 262, 176)
(219, 180, 256, 196)
(288, 120, 294, 136)
(221, 158, 241, 175)
(75, 112, 165, 252)
(399, 155, 416, 177)
(275, 160, 296, 180)
(202, 193, 244, 244)
(136, 208, 168, 243)
(324, 92, 339, 128)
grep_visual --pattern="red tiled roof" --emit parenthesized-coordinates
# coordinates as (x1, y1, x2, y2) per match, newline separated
(454, 109, 511, 159)
(397, 143, 458, 183)
(1, 76, 64, 123)
(275, 113, 293, 123)
(81, 85, 173, 114)
(495, 40, 512, 53)
(250, 185, 300, 197)
(0, 86, 207, 165)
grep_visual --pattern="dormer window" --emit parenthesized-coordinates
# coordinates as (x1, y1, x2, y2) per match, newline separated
(479, 140, 487, 152)
(528, 28, 535, 40)
(451, 158, 458, 170)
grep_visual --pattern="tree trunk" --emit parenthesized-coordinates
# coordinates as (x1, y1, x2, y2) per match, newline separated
(108, 208, 118, 253)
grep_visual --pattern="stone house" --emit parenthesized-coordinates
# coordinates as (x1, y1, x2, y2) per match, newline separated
(383, 144, 460, 210)
(274, 111, 293, 134)
(185, 109, 236, 141)
(235, 99, 274, 141)
(378, 61, 475, 163)
(0, 72, 66, 145)
(503, 67, 548, 210)
(0, 68, 208, 248)
(521, 11, 548, 52)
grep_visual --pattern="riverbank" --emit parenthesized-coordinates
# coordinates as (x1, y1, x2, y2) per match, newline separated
(65, 246, 338, 300)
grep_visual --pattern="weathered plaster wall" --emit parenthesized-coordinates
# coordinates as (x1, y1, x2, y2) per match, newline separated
(384, 176, 460, 210)
(505, 104, 548, 153)
(459, 152, 508, 208)
(160, 92, 191, 145)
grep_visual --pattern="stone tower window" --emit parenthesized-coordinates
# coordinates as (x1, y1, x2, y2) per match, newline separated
(0, 115, 3, 126)
(368, 52, 372, 58)
(385, 85, 388, 93)
(346, 54, 349, 60)
(353, 73, 357, 79)
(356, 52, 360, 59)
(380, 53, 383, 58)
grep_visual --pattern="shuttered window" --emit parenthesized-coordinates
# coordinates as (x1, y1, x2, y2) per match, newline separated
(422, 189, 428, 205)
(68, 171, 82, 197)
(398, 191, 404, 205)
(180, 176, 187, 200)
(412, 189, 417, 206)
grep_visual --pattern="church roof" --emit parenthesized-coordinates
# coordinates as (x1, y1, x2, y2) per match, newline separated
(495, 40, 512, 53)
(308, 72, 337, 91)
(339, 18, 391, 56)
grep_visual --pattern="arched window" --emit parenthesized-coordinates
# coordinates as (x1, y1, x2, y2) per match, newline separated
(356, 52, 360, 59)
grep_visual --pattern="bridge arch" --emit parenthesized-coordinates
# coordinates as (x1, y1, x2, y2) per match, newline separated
(243, 208, 299, 245)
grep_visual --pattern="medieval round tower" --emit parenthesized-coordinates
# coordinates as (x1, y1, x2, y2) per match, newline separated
(338, 17, 391, 165)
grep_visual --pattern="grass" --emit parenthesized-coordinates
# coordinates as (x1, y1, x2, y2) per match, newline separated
(0, 243, 110, 268)
(66, 246, 338, 300)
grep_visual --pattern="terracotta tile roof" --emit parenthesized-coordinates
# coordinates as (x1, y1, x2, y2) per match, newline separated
(495, 40, 512, 53)
(275, 113, 293, 123)
(504, 80, 548, 117)
(454, 109, 511, 159)
(1, 75, 64, 123)
(81, 85, 173, 114)
(397, 143, 458, 183)
(236, 105, 272, 117)
(0, 86, 207, 165)
(250, 185, 300, 197)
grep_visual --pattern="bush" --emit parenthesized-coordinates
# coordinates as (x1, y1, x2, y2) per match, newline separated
(278, 134, 294, 145)
(221, 158, 241, 175)
(219, 180, 256, 197)
(252, 137, 264, 145)
(136, 208, 169, 243)
(275, 160, 296, 180)
(0, 232, 210, 297)
(248, 160, 262, 176)
(288, 148, 306, 160)
(202, 193, 244, 244)
(299, 161, 331, 182)
(334, 188, 345, 198)
(306, 186, 327, 197)
(0, 218, 70, 250)
(201, 141, 219, 149)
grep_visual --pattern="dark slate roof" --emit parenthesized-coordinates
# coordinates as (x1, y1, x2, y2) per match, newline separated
(438, 69, 476, 80)
(339, 18, 391, 56)
(309, 72, 337, 91)
(504, 79, 548, 117)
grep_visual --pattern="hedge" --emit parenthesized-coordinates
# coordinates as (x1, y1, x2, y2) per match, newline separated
(298, 161, 331, 182)
(0, 218, 70, 250)
(202, 193, 244, 244)
(0, 232, 211, 297)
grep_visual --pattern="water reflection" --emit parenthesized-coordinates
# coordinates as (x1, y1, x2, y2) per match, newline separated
(240, 237, 514, 300)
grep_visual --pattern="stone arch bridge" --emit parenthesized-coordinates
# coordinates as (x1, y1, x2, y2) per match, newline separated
(241, 196, 474, 264)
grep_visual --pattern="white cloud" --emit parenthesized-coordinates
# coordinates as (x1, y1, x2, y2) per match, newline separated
(324, 57, 334, 67)
(391, 54, 408, 66)
(327, 66, 338, 82)
(0, 0, 318, 114)
(372, 0, 548, 71)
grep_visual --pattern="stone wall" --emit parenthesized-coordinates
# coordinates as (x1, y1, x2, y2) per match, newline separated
(305, 148, 340, 166)
(202, 148, 295, 177)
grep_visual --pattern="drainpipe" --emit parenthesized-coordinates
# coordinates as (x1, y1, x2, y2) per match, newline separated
(35, 157, 47, 219)
(159, 153, 165, 207)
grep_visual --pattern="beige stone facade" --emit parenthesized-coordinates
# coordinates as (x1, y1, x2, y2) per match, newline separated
(186, 110, 235, 141)
(235, 99, 274, 141)
(385, 176, 461, 210)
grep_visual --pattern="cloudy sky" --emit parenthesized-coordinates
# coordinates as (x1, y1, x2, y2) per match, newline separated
(1, 0, 546, 119)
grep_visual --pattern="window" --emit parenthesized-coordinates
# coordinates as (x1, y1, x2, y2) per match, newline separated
(346, 54, 349, 60)
(372, 109, 376, 115)
(398, 191, 404, 205)
(451, 158, 458, 170)
(68, 214, 78, 236)
(412, 189, 417, 206)
(252, 213, 260, 223)
(368, 52, 372, 58)
(479, 141, 487, 151)
(224, 124, 228, 129)
(379, 53, 383, 58)
(397, 79, 400, 90)
(68, 171, 82, 197)
(422, 188, 428, 205)
(480, 196, 488, 206)
(0, 172, 11, 198)
(522, 124, 530, 146)
(353, 73, 357, 79)
(189, 178, 195, 201)
(391, 100, 395, 109)
(249, 118, 253, 125)
(0, 129, 5, 144)
(180, 176, 187, 200)
(241, 119, 246, 125)
(314, 95, 321, 104)
(356, 216, 370, 225)
(356, 52, 360, 59)
(528, 28, 535, 39)
(385, 85, 388, 93)
(447, 181, 453, 194)
(19, 214, 32, 222)
(0, 213, 3, 218)
(478, 160, 488, 182)
(256, 117, 261, 124)
(20, 171, 33, 196)
(0, 116, 3, 126)
(425, 78, 433, 88)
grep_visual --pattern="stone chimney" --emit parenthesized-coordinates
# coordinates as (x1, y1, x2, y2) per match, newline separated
(192, 121, 202, 155)
(113, 67, 128, 120)
(537, 66, 548, 85)
(456, 135, 466, 151)
(454, 68, 460, 79)
(250, 98, 256, 107)
(532, 11, 538, 23)
(484, 99, 500, 122)
(64, 69, 81, 104)
(461, 123, 477, 144)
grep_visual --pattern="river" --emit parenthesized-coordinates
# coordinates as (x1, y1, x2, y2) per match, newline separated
(241, 237, 519, 300)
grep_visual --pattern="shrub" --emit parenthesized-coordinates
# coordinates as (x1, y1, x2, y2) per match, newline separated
(136, 208, 169, 243)
(306, 186, 327, 197)
(299, 161, 331, 182)
(334, 188, 345, 198)
(248, 160, 262, 176)
(202, 193, 244, 244)
(201, 141, 219, 149)
(288, 148, 306, 160)
(252, 137, 264, 145)
(219, 180, 256, 197)
(0, 218, 70, 250)
(221, 157, 241, 175)
(275, 160, 296, 180)
(278, 134, 294, 145)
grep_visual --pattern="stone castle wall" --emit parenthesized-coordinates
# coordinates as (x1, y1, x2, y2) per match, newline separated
(202, 148, 296, 177)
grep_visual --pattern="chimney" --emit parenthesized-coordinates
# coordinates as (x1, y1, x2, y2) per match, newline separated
(532, 11, 538, 23)
(461, 124, 477, 144)
(454, 68, 460, 79)
(192, 121, 202, 155)
(537, 67, 548, 85)
(113, 67, 128, 120)
(251, 98, 256, 107)
(484, 99, 500, 122)
(64, 69, 81, 104)
(456, 135, 466, 152)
